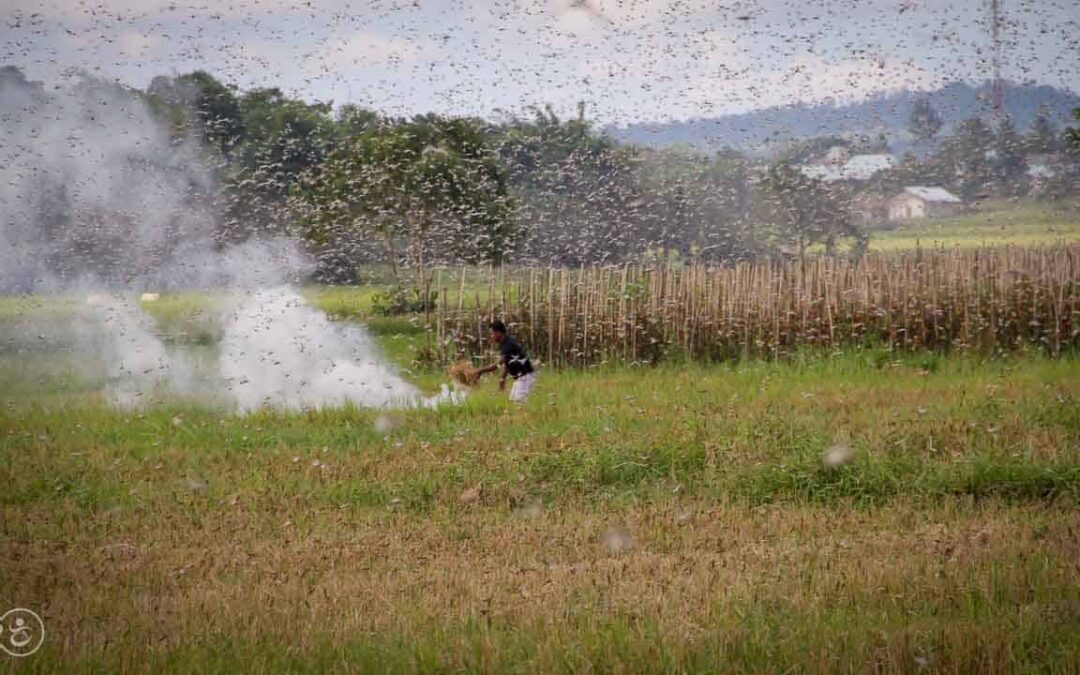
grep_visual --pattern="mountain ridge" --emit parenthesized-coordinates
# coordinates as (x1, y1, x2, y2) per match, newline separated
(605, 81, 1080, 155)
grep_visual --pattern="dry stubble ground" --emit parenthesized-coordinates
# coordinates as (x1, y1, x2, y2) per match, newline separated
(1, 303, 1079, 673)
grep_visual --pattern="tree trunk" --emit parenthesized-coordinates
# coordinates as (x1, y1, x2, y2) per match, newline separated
(384, 232, 398, 282)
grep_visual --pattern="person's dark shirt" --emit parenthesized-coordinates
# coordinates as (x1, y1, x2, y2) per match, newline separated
(499, 336, 534, 378)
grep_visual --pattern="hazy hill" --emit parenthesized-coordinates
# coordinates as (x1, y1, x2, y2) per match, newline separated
(607, 81, 1080, 155)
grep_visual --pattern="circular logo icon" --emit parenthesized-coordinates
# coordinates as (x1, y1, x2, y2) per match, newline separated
(0, 608, 44, 658)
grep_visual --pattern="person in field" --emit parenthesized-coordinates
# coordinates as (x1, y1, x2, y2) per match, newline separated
(477, 320, 536, 402)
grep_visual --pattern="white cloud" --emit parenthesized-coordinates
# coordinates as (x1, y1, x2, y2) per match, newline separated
(116, 30, 160, 58)
(677, 52, 945, 117)
(696, 30, 751, 68)
(308, 30, 429, 70)
(4, 0, 358, 21)
(3, 0, 1075, 124)
(780, 53, 945, 104)
(552, 0, 716, 28)
(575, 27, 750, 87)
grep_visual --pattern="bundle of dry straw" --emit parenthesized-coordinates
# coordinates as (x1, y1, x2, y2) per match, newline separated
(448, 361, 481, 387)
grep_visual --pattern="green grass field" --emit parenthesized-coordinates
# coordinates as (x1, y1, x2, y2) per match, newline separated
(869, 198, 1080, 251)
(1, 287, 1078, 673)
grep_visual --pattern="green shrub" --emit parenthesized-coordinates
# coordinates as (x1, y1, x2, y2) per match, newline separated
(371, 285, 437, 316)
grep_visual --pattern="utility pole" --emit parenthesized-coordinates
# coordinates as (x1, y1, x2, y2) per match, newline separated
(991, 0, 1004, 120)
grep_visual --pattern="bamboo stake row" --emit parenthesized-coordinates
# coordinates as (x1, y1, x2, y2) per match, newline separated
(428, 245, 1080, 366)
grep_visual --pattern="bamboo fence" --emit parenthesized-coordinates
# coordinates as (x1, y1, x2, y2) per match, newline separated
(429, 245, 1080, 366)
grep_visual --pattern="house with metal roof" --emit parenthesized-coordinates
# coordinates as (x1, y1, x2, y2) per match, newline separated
(886, 187, 964, 221)
(800, 154, 896, 183)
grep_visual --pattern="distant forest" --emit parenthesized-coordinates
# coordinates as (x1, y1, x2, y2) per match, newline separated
(3, 65, 1079, 284)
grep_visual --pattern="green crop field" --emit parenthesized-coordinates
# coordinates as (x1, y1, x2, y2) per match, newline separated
(868, 198, 1080, 251)
(2, 286, 1079, 673)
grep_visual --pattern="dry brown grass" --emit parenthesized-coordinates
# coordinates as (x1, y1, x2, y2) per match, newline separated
(4, 498, 1079, 671)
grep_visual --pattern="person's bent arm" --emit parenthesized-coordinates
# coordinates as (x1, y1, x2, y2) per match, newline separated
(476, 361, 509, 389)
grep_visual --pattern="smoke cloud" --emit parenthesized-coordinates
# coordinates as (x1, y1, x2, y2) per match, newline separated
(0, 68, 451, 411)
(81, 293, 201, 408)
(220, 287, 460, 411)
(0, 68, 218, 292)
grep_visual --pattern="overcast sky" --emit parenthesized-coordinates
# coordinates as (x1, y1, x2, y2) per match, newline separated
(3, 0, 1077, 124)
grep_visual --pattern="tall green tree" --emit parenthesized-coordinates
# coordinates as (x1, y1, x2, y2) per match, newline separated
(632, 147, 757, 261)
(146, 71, 243, 155)
(1026, 104, 1059, 155)
(495, 105, 646, 264)
(909, 97, 943, 144)
(292, 115, 515, 281)
(759, 161, 857, 258)
(335, 104, 380, 138)
(1067, 108, 1080, 150)
(1056, 108, 1080, 197)
(937, 118, 995, 200)
(993, 116, 1026, 195)
(222, 88, 338, 239)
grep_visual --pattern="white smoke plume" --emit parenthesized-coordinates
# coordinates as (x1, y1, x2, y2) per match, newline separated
(81, 293, 201, 408)
(0, 68, 218, 292)
(220, 287, 460, 411)
(0, 69, 454, 412)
